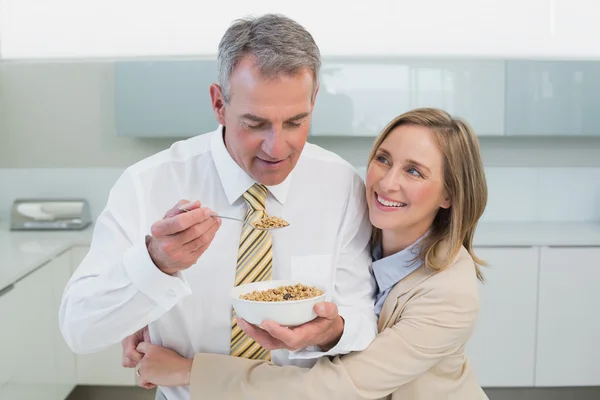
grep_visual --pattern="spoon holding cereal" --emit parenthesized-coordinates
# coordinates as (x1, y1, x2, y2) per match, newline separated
(178, 206, 289, 231)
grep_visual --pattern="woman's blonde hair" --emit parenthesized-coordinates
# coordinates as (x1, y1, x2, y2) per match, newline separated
(368, 108, 488, 281)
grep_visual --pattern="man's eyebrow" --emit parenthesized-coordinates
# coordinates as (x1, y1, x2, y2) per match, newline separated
(240, 112, 310, 123)
(240, 113, 269, 123)
(285, 112, 310, 122)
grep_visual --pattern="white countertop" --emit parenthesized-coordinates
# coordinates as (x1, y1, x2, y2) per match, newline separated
(1, 221, 600, 291)
(0, 223, 93, 291)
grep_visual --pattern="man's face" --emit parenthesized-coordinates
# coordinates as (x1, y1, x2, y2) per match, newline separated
(210, 56, 317, 186)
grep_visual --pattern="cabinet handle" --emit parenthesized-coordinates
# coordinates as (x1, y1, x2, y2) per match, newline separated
(0, 284, 15, 298)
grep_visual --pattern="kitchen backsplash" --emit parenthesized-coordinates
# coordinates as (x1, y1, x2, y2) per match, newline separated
(0, 167, 598, 223)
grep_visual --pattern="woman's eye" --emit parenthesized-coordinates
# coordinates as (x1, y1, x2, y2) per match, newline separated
(407, 167, 421, 177)
(376, 155, 389, 165)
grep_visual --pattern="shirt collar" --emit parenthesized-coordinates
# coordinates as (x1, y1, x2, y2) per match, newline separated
(210, 125, 293, 206)
(371, 232, 427, 294)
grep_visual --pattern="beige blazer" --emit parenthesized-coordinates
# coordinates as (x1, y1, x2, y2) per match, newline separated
(190, 245, 488, 400)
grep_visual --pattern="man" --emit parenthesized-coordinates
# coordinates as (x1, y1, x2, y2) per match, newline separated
(59, 13, 377, 400)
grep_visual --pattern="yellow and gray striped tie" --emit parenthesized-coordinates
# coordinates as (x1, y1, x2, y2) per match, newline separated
(230, 183, 272, 360)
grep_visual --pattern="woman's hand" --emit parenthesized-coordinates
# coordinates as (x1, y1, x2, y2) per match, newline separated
(135, 342, 193, 387)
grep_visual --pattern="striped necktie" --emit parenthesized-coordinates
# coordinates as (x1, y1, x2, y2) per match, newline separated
(230, 183, 272, 360)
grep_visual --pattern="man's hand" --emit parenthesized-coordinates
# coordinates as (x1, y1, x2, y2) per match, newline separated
(136, 342, 193, 388)
(237, 302, 344, 352)
(147, 200, 222, 275)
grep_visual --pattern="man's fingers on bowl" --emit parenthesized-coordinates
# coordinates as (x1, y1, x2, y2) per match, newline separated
(314, 301, 339, 319)
(238, 319, 278, 349)
(262, 321, 298, 345)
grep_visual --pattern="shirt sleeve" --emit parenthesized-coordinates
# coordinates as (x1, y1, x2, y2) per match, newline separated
(59, 169, 192, 354)
(289, 172, 378, 360)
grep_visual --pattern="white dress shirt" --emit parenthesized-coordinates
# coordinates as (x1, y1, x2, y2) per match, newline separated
(59, 126, 378, 400)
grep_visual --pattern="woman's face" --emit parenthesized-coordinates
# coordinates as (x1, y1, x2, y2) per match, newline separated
(366, 124, 451, 237)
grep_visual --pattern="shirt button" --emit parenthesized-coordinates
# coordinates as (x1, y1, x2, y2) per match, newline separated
(167, 289, 176, 298)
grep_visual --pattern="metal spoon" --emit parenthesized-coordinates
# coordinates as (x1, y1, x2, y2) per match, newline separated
(177, 206, 289, 231)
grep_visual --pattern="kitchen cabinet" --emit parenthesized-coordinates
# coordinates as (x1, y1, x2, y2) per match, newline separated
(0, 282, 18, 391)
(0, 261, 57, 399)
(505, 61, 600, 136)
(70, 246, 136, 386)
(467, 246, 539, 387)
(535, 246, 600, 386)
(52, 251, 78, 399)
(310, 60, 505, 137)
(115, 60, 218, 138)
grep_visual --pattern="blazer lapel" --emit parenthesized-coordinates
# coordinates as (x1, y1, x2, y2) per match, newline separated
(376, 241, 461, 332)
(377, 265, 437, 331)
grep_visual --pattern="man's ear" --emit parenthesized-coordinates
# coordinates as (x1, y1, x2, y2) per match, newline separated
(210, 83, 227, 126)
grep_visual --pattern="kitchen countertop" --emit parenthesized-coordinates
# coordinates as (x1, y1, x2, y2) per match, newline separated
(0, 223, 93, 292)
(1, 221, 600, 291)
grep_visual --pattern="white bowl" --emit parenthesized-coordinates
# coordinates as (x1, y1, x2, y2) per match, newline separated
(230, 280, 327, 327)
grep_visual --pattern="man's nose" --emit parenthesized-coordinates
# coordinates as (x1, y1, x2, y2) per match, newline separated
(262, 128, 287, 159)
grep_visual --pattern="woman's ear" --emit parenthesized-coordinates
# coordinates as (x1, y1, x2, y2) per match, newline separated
(440, 195, 451, 209)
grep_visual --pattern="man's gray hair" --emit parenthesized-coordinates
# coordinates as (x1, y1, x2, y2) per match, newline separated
(217, 14, 321, 103)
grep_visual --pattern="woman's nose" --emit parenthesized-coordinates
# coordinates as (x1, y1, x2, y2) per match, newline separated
(379, 170, 401, 192)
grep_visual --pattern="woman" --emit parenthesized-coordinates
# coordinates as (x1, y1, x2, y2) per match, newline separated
(136, 108, 489, 399)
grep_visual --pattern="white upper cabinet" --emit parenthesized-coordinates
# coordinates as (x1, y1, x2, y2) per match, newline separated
(4, 0, 594, 59)
(311, 60, 505, 136)
(505, 61, 600, 136)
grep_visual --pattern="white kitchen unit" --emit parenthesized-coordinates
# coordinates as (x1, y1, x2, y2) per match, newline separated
(1, 221, 600, 394)
(0, 261, 57, 399)
(71, 246, 136, 386)
(505, 61, 600, 136)
(535, 246, 600, 386)
(52, 251, 78, 399)
(310, 60, 505, 137)
(0, 280, 18, 390)
(467, 246, 539, 387)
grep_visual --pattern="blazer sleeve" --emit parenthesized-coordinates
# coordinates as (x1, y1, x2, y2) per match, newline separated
(190, 286, 480, 400)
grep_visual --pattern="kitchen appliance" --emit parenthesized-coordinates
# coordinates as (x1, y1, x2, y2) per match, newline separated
(9, 199, 92, 231)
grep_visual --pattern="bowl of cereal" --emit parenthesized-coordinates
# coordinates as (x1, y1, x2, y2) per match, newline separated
(230, 280, 327, 327)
